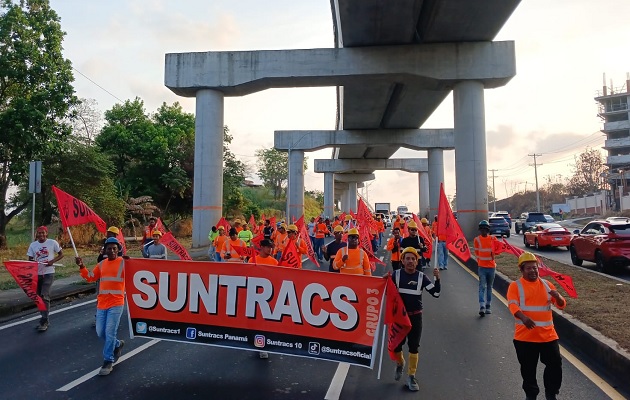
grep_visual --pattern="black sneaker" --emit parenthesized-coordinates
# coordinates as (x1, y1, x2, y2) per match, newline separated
(479, 308, 485, 317)
(37, 321, 49, 332)
(114, 340, 125, 363)
(394, 361, 405, 381)
(99, 361, 113, 376)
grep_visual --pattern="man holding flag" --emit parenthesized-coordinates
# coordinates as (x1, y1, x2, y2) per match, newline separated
(27, 226, 64, 332)
(390, 247, 441, 391)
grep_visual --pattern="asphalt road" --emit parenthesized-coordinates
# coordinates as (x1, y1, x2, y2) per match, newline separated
(0, 231, 624, 399)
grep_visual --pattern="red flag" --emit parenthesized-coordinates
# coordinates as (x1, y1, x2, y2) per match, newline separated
(501, 239, 577, 298)
(116, 230, 127, 255)
(155, 218, 167, 234)
(251, 234, 263, 249)
(338, 212, 346, 224)
(51, 185, 107, 234)
(385, 277, 411, 361)
(298, 219, 320, 268)
(160, 232, 192, 260)
(413, 214, 433, 257)
(3, 261, 47, 311)
(269, 216, 277, 228)
(279, 239, 301, 268)
(437, 183, 471, 262)
(231, 244, 257, 260)
(358, 224, 385, 266)
(493, 239, 508, 255)
(295, 215, 305, 232)
(216, 217, 231, 232)
(248, 214, 256, 230)
(261, 213, 266, 223)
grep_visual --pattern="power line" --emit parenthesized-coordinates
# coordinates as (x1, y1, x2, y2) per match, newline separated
(72, 66, 124, 103)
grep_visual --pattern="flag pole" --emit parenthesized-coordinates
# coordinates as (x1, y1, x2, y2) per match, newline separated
(433, 237, 439, 269)
(66, 227, 79, 257)
(377, 323, 387, 380)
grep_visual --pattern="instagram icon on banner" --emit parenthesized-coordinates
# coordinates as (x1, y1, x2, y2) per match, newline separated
(254, 335, 266, 348)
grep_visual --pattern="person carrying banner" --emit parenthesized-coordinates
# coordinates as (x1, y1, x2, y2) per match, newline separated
(473, 220, 498, 316)
(314, 219, 329, 261)
(145, 230, 168, 260)
(386, 227, 403, 271)
(333, 228, 371, 276)
(142, 217, 158, 257)
(27, 226, 64, 332)
(237, 223, 254, 247)
(75, 237, 126, 376)
(213, 226, 227, 261)
(322, 225, 347, 273)
(286, 224, 308, 268)
(207, 226, 219, 261)
(221, 228, 247, 263)
(400, 221, 427, 270)
(273, 224, 288, 261)
(508, 252, 566, 400)
(391, 247, 441, 391)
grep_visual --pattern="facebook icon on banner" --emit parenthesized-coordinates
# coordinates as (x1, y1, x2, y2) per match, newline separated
(186, 327, 197, 340)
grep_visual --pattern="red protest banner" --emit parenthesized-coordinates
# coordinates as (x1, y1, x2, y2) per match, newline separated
(358, 224, 385, 266)
(279, 239, 300, 269)
(124, 258, 386, 367)
(3, 261, 47, 311)
(231, 244, 257, 260)
(413, 214, 433, 257)
(161, 232, 192, 260)
(437, 183, 471, 262)
(384, 277, 411, 361)
(51, 185, 107, 234)
(251, 234, 263, 249)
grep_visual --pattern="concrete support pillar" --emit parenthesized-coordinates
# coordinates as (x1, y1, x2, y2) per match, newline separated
(324, 173, 335, 218)
(428, 149, 444, 219)
(418, 172, 430, 218)
(348, 182, 358, 212)
(454, 80, 487, 239)
(192, 89, 224, 248)
(339, 190, 348, 212)
(288, 149, 305, 222)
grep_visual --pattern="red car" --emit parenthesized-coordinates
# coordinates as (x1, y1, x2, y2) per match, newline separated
(523, 223, 571, 250)
(570, 220, 630, 272)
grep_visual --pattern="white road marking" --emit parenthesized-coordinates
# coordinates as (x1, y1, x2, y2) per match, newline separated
(324, 362, 350, 400)
(0, 299, 97, 331)
(56, 338, 160, 392)
(454, 257, 626, 400)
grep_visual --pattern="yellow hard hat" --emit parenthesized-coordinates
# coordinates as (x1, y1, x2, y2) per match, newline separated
(152, 230, 163, 237)
(518, 252, 537, 267)
(217, 226, 225, 230)
(287, 224, 298, 232)
(407, 221, 418, 229)
(333, 225, 344, 232)
(421, 218, 429, 224)
(345, 215, 352, 221)
(107, 226, 120, 235)
(347, 228, 359, 236)
(279, 223, 287, 230)
(401, 247, 420, 259)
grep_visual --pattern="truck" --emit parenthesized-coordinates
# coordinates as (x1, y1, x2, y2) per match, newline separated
(396, 205, 408, 215)
(374, 202, 391, 216)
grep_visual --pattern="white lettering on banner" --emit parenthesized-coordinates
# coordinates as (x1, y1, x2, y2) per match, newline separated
(131, 271, 360, 331)
(198, 331, 223, 339)
(224, 334, 248, 342)
(267, 339, 294, 348)
(148, 326, 181, 334)
(322, 346, 371, 360)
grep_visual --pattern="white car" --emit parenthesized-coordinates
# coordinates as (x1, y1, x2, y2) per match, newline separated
(383, 215, 392, 227)
(544, 214, 555, 223)
(606, 216, 630, 223)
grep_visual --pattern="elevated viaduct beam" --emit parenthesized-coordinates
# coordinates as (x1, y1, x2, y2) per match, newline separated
(166, 42, 516, 97)
(314, 158, 427, 173)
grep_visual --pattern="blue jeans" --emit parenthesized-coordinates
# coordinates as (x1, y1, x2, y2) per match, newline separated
(208, 245, 216, 261)
(96, 305, 124, 362)
(478, 267, 496, 308)
(215, 252, 222, 262)
(437, 241, 448, 268)
(314, 238, 324, 260)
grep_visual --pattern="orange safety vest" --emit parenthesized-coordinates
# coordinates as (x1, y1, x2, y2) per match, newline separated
(81, 258, 125, 309)
(507, 278, 563, 342)
(334, 247, 371, 275)
(473, 235, 496, 268)
(386, 237, 402, 261)
(221, 238, 246, 262)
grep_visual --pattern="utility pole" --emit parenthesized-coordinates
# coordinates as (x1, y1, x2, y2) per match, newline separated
(528, 153, 542, 212)
(488, 169, 498, 213)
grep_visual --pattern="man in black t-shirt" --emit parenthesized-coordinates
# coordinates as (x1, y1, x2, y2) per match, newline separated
(322, 225, 347, 272)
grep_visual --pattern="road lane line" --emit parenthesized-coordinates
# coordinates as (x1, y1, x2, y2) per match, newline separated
(454, 257, 626, 400)
(0, 299, 97, 331)
(56, 338, 160, 392)
(324, 362, 350, 400)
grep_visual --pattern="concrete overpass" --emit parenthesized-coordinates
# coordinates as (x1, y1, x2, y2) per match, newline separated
(165, 0, 520, 247)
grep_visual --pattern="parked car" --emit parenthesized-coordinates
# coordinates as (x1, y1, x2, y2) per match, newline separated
(606, 216, 630, 224)
(523, 223, 571, 250)
(570, 220, 630, 272)
(544, 214, 555, 223)
(514, 212, 547, 234)
(491, 211, 512, 228)
(488, 217, 510, 237)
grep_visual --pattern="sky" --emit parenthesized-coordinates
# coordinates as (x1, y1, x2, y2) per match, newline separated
(48, 0, 630, 213)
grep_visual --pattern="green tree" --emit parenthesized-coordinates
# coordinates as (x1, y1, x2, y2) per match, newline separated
(567, 147, 605, 196)
(255, 148, 308, 199)
(0, 0, 77, 247)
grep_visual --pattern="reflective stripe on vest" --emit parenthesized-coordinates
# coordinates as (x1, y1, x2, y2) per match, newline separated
(513, 279, 553, 326)
(474, 236, 493, 261)
(394, 269, 423, 296)
(97, 259, 125, 295)
(339, 247, 365, 271)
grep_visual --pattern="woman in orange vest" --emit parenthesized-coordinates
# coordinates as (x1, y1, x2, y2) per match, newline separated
(75, 237, 126, 376)
(473, 220, 498, 316)
(508, 252, 566, 400)
(213, 226, 227, 261)
(273, 224, 288, 261)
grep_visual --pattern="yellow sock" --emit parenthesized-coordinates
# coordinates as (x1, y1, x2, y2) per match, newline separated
(408, 353, 419, 376)
(395, 351, 405, 366)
